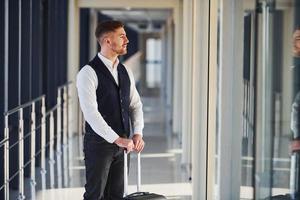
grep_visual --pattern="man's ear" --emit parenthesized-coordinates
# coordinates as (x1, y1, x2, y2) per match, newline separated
(105, 37, 111, 45)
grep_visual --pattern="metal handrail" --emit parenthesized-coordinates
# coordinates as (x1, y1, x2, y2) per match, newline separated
(3, 95, 45, 116)
(0, 184, 5, 193)
(1, 82, 73, 200)
(8, 111, 56, 150)
(10, 106, 64, 150)
(45, 104, 59, 116)
(0, 138, 9, 148)
(57, 81, 72, 90)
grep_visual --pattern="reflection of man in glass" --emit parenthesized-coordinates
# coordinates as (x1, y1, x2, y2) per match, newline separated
(290, 28, 300, 200)
(291, 25, 300, 143)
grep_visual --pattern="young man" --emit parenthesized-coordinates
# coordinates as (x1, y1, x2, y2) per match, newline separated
(77, 20, 145, 200)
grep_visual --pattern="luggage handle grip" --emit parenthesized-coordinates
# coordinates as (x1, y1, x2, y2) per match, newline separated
(124, 151, 141, 197)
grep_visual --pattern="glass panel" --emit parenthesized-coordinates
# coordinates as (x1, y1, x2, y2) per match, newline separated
(255, 0, 300, 199)
(241, 10, 256, 200)
(214, 0, 257, 199)
(255, 1, 274, 197)
(146, 38, 162, 88)
(214, 0, 300, 199)
(215, 0, 220, 197)
(214, 1, 257, 199)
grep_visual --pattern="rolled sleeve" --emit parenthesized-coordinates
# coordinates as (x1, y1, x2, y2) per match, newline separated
(292, 93, 300, 136)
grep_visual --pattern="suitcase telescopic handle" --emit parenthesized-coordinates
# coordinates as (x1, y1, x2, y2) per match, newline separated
(124, 151, 141, 196)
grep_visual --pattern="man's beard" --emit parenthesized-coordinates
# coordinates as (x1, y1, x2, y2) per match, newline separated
(112, 45, 127, 55)
(117, 49, 127, 55)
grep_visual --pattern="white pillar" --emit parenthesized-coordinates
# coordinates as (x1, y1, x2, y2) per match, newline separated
(207, 0, 218, 199)
(181, 0, 193, 168)
(172, 2, 183, 136)
(191, 0, 210, 199)
(161, 25, 168, 111)
(68, 0, 80, 136)
(166, 18, 174, 116)
(217, 0, 243, 199)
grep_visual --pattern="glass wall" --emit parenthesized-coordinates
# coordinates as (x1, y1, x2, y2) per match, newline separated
(239, 5, 256, 198)
(254, 0, 300, 199)
(214, 0, 300, 199)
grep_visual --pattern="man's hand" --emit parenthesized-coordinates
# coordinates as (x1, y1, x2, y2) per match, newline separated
(291, 139, 300, 152)
(132, 134, 145, 153)
(114, 137, 134, 152)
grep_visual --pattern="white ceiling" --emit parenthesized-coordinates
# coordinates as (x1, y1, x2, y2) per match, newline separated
(99, 9, 172, 33)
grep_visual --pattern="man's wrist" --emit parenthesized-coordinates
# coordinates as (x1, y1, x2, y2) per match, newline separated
(133, 132, 143, 137)
(113, 137, 121, 144)
(133, 133, 142, 138)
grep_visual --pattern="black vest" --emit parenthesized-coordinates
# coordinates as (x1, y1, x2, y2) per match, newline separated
(85, 55, 131, 140)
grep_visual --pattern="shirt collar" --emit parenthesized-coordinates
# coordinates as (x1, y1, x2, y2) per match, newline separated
(98, 53, 119, 70)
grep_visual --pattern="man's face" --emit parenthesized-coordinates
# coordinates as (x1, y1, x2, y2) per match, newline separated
(293, 29, 300, 57)
(108, 27, 129, 56)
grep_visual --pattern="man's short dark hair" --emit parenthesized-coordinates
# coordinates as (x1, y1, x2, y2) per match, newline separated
(95, 20, 124, 39)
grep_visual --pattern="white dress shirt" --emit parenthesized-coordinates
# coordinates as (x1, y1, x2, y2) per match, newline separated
(76, 53, 144, 143)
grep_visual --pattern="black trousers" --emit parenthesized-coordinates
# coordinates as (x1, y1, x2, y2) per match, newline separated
(83, 133, 124, 200)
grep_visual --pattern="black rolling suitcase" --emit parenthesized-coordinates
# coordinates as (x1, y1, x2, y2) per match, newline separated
(264, 194, 291, 200)
(123, 151, 167, 200)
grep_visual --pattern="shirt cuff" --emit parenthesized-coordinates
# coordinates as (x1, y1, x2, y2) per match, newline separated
(103, 132, 120, 143)
(133, 127, 143, 136)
